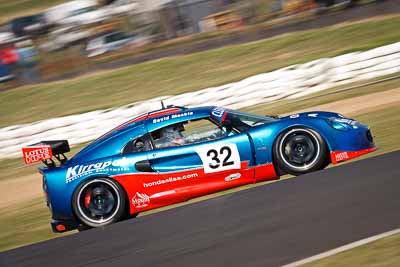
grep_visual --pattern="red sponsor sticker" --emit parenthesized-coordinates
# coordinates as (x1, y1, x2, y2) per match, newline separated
(132, 192, 150, 208)
(334, 152, 349, 162)
(22, 145, 53, 164)
(331, 148, 377, 164)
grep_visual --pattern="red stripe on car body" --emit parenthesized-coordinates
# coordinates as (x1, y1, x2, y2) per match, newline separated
(148, 108, 182, 118)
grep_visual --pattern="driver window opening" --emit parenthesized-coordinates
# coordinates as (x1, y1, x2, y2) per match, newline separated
(122, 135, 152, 154)
(151, 119, 229, 149)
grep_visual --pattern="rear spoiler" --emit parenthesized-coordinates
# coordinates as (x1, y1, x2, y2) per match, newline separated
(22, 140, 70, 167)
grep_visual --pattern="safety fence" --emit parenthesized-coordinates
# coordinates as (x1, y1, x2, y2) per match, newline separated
(1, 41, 400, 159)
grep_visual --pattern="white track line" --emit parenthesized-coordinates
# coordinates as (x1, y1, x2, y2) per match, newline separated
(281, 228, 400, 267)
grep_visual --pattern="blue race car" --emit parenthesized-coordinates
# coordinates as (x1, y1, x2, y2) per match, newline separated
(23, 106, 376, 232)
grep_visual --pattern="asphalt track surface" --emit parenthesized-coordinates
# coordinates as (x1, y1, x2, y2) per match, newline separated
(1, 151, 400, 267)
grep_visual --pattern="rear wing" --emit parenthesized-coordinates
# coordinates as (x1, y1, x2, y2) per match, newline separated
(22, 140, 70, 167)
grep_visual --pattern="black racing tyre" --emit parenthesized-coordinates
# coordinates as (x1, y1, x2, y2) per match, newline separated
(72, 178, 126, 228)
(273, 127, 328, 176)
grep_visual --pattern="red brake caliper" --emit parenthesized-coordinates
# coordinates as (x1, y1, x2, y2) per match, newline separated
(84, 190, 91, 208)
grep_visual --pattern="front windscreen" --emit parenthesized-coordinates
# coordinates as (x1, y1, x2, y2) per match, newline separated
(223, 110, 277, 132)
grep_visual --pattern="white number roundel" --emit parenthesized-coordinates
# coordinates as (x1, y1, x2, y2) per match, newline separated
(196, 143, 241, 173)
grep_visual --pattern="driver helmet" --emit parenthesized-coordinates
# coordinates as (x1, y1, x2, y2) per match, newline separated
(160, 124, 185, 145)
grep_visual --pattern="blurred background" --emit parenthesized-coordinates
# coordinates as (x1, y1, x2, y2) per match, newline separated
(1, 0, 400, 261)
(0, 0, 386, 87)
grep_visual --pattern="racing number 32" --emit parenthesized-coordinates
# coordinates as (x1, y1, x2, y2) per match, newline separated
(196, 143, 241, 173)
(207, 146, 234, 169)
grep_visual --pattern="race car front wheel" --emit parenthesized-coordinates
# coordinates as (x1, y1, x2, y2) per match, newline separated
(73, 178, 126, 228)
(273, 127, 328, 176)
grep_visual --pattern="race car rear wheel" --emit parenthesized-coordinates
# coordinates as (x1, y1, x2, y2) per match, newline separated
(73, 178, 126, 228)
(273, 127, 328, 176)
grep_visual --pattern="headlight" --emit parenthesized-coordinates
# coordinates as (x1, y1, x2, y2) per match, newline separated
(327, 118, 352, 131)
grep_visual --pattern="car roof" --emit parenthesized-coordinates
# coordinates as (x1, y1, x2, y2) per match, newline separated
(102, 105, 216, 138)
(69, 106, 217, 163)
(104, 105, 212, 137)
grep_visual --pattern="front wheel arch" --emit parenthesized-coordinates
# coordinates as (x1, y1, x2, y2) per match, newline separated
(272, 126, 330, 176)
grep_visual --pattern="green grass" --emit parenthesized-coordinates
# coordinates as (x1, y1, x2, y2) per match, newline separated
(303, 233, 400, 267)
(0, 157, 38, 181)
(0, 197, 70, 252)
(1, 15, 400, 127)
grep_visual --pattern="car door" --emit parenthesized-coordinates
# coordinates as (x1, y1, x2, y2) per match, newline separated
(147, 118, 255, 201)
(116, 133, 178, 210)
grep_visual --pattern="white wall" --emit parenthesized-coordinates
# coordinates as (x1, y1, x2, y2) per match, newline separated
(1, 41, 399, 160)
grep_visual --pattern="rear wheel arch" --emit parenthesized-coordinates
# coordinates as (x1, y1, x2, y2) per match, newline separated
(72, 176, 128, 229)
